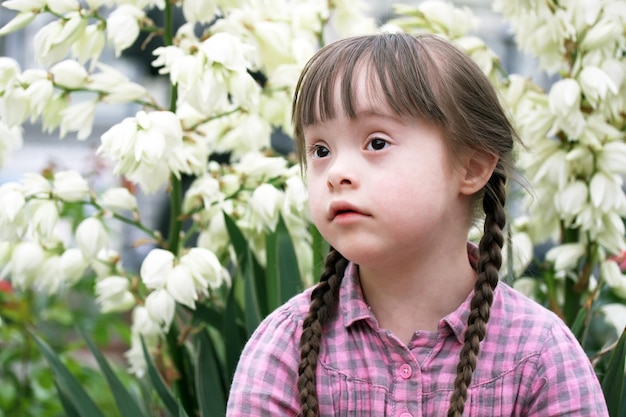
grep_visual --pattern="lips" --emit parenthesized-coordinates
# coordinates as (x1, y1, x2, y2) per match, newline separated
(328, 201, 367, 221)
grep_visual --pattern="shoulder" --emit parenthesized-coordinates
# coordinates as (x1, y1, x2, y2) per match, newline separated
(226, 288, 313, 416)
(483, 282, 591, 375)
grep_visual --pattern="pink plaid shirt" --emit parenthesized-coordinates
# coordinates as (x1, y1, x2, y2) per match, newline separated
(227, 262, 608, 416)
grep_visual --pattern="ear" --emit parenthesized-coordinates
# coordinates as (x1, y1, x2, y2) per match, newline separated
(459, 151, 499, 196)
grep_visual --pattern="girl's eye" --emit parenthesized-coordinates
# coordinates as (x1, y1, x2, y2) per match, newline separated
(309, 144, 330, 159)
(367, 138, 389, 151)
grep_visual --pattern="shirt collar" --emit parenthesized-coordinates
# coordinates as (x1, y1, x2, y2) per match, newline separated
(339, 242, 484, 344)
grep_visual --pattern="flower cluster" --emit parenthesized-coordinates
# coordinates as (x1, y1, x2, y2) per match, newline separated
(0, 0, 377, 377)
(494, 0, 626, 295)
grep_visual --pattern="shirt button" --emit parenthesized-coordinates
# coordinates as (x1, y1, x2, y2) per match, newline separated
(399, 363, 412, 379)
(399, 413, 413, 417)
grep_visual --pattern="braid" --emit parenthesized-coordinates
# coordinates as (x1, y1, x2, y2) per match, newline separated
(298, 247, 348, 417)
(447, 172, 507, 417)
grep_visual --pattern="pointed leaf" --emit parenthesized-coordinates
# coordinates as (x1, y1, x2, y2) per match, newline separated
(140, 337, 178, 416)
(55, 381, 82, 417)
(79, 327, 147, 417)
(224, 280, 246, 378)
(570, 306, 590, 342)
(31, 333, 106, 417)
(602, 328, 626, 417)
(195, 329, 226, 417)
(275, 215, 302, 304)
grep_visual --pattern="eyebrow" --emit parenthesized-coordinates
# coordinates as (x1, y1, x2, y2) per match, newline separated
(353, 108, 406, 125)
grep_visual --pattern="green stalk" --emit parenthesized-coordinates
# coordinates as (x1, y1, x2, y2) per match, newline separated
(161, 1, 194, 415)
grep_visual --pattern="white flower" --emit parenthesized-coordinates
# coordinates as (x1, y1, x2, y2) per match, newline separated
(0, 11, 36, 36)
(554, 180, 588, 221)
(130, 305, 163, 338)
(72, 24, 106, 69)
(165, 264, 197, 308)
(60, 247, 89, 284)
(107, 5, 145, 57)
(21, 172, 51, 197)
(29, 199, 59, 241)
(59, 100, 98, 139)
(95, 275, 135, 313)
(549, 78, 581, 112)
(50, 60, 88, 89)
(48, 0, 80, 14)
(1, 0, 46, 13)
(546, 243, 586, 272)
(589, 172, 624, 212)
(10, 241, 45, 289)
(181, 0, 217, 23)
(200, 32, 252, 72)
(579, 66, 618, 106)
(99, 110, 183, 193)
(500, 231, 534, 279)
(53, 170, 90, 201)
(140, 248, 174, 289)
(250, 183, 284, 231)
(98, 187, 138, 212)
(25, 78, 54, 119)
(598, 141, 626, 174)
(180, 247, 226, 290)
(91, 248, 121, 279)
(0, 86, 29, 127)
(0, 122, 22, 168)
(35, 255, 64, 295)
(0, 182, 26, 222)
(144, 288, 176, 329)
(33, 13, 87, 66)
(234, 152, 288, 182)
(76, 217, 109, 259)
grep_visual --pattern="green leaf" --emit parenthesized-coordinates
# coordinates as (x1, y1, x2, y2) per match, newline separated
(223, 211, 267, 332)
(179, 403, 190, 417)
(569, 306, 589, 342)
(311, 224, 329, 283)
(195, 329, 226, 417)
(224, 281, 247, 378)
(55, 381, 82, 417)
(140, 337, 178, 416)
(602, 328, 626, 417)
(265, 215, 302, 311)
(30, 332, 106, 417)
(79, 328, 147, 417)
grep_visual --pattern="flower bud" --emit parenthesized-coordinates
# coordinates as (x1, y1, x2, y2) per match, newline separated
(35, 255, 64, 294)
(50, 60, 88, 89)
(30, 199, 59, 240)
(98, 187, 138, 212)
(180, 247, 225, 290)
(10, 241, 45, 289)
(76, 217, 109, 259)
(166, 264, 197, 308)
(60, 247, 89, 284)
(140, 248, 175, 290)
(144, 288, 176, 330)
(546, 243, 586, 272)
(53, 170, 90, 202)
(95, 275, 135, 313)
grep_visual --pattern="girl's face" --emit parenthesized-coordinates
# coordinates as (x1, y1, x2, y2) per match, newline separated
(303, 73, 474, 269)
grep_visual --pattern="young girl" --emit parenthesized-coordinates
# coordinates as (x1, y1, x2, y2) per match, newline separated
(226, 33, 608, 416)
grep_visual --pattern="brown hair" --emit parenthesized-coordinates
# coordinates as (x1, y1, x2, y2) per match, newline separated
(292, 32, 515, 417)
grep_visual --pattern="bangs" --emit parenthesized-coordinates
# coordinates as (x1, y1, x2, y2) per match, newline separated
(292, 33, 448, 160)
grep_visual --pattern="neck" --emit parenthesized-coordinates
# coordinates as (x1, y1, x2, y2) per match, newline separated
(358, 240, 476, 341)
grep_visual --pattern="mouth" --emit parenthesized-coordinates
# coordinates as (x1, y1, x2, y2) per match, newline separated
(328, 202, 367, 221)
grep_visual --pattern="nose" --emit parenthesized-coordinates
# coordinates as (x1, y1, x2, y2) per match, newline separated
(327, 156, 358, 190)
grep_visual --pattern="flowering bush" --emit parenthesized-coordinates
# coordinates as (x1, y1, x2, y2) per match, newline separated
(0, 0, 625, 416)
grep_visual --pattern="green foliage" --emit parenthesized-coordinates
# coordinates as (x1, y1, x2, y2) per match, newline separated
(23, 215, 303, 416)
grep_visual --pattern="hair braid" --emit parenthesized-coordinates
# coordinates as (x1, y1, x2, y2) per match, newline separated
(298, 247, 348, 417)
(447, 172, 507, 417)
